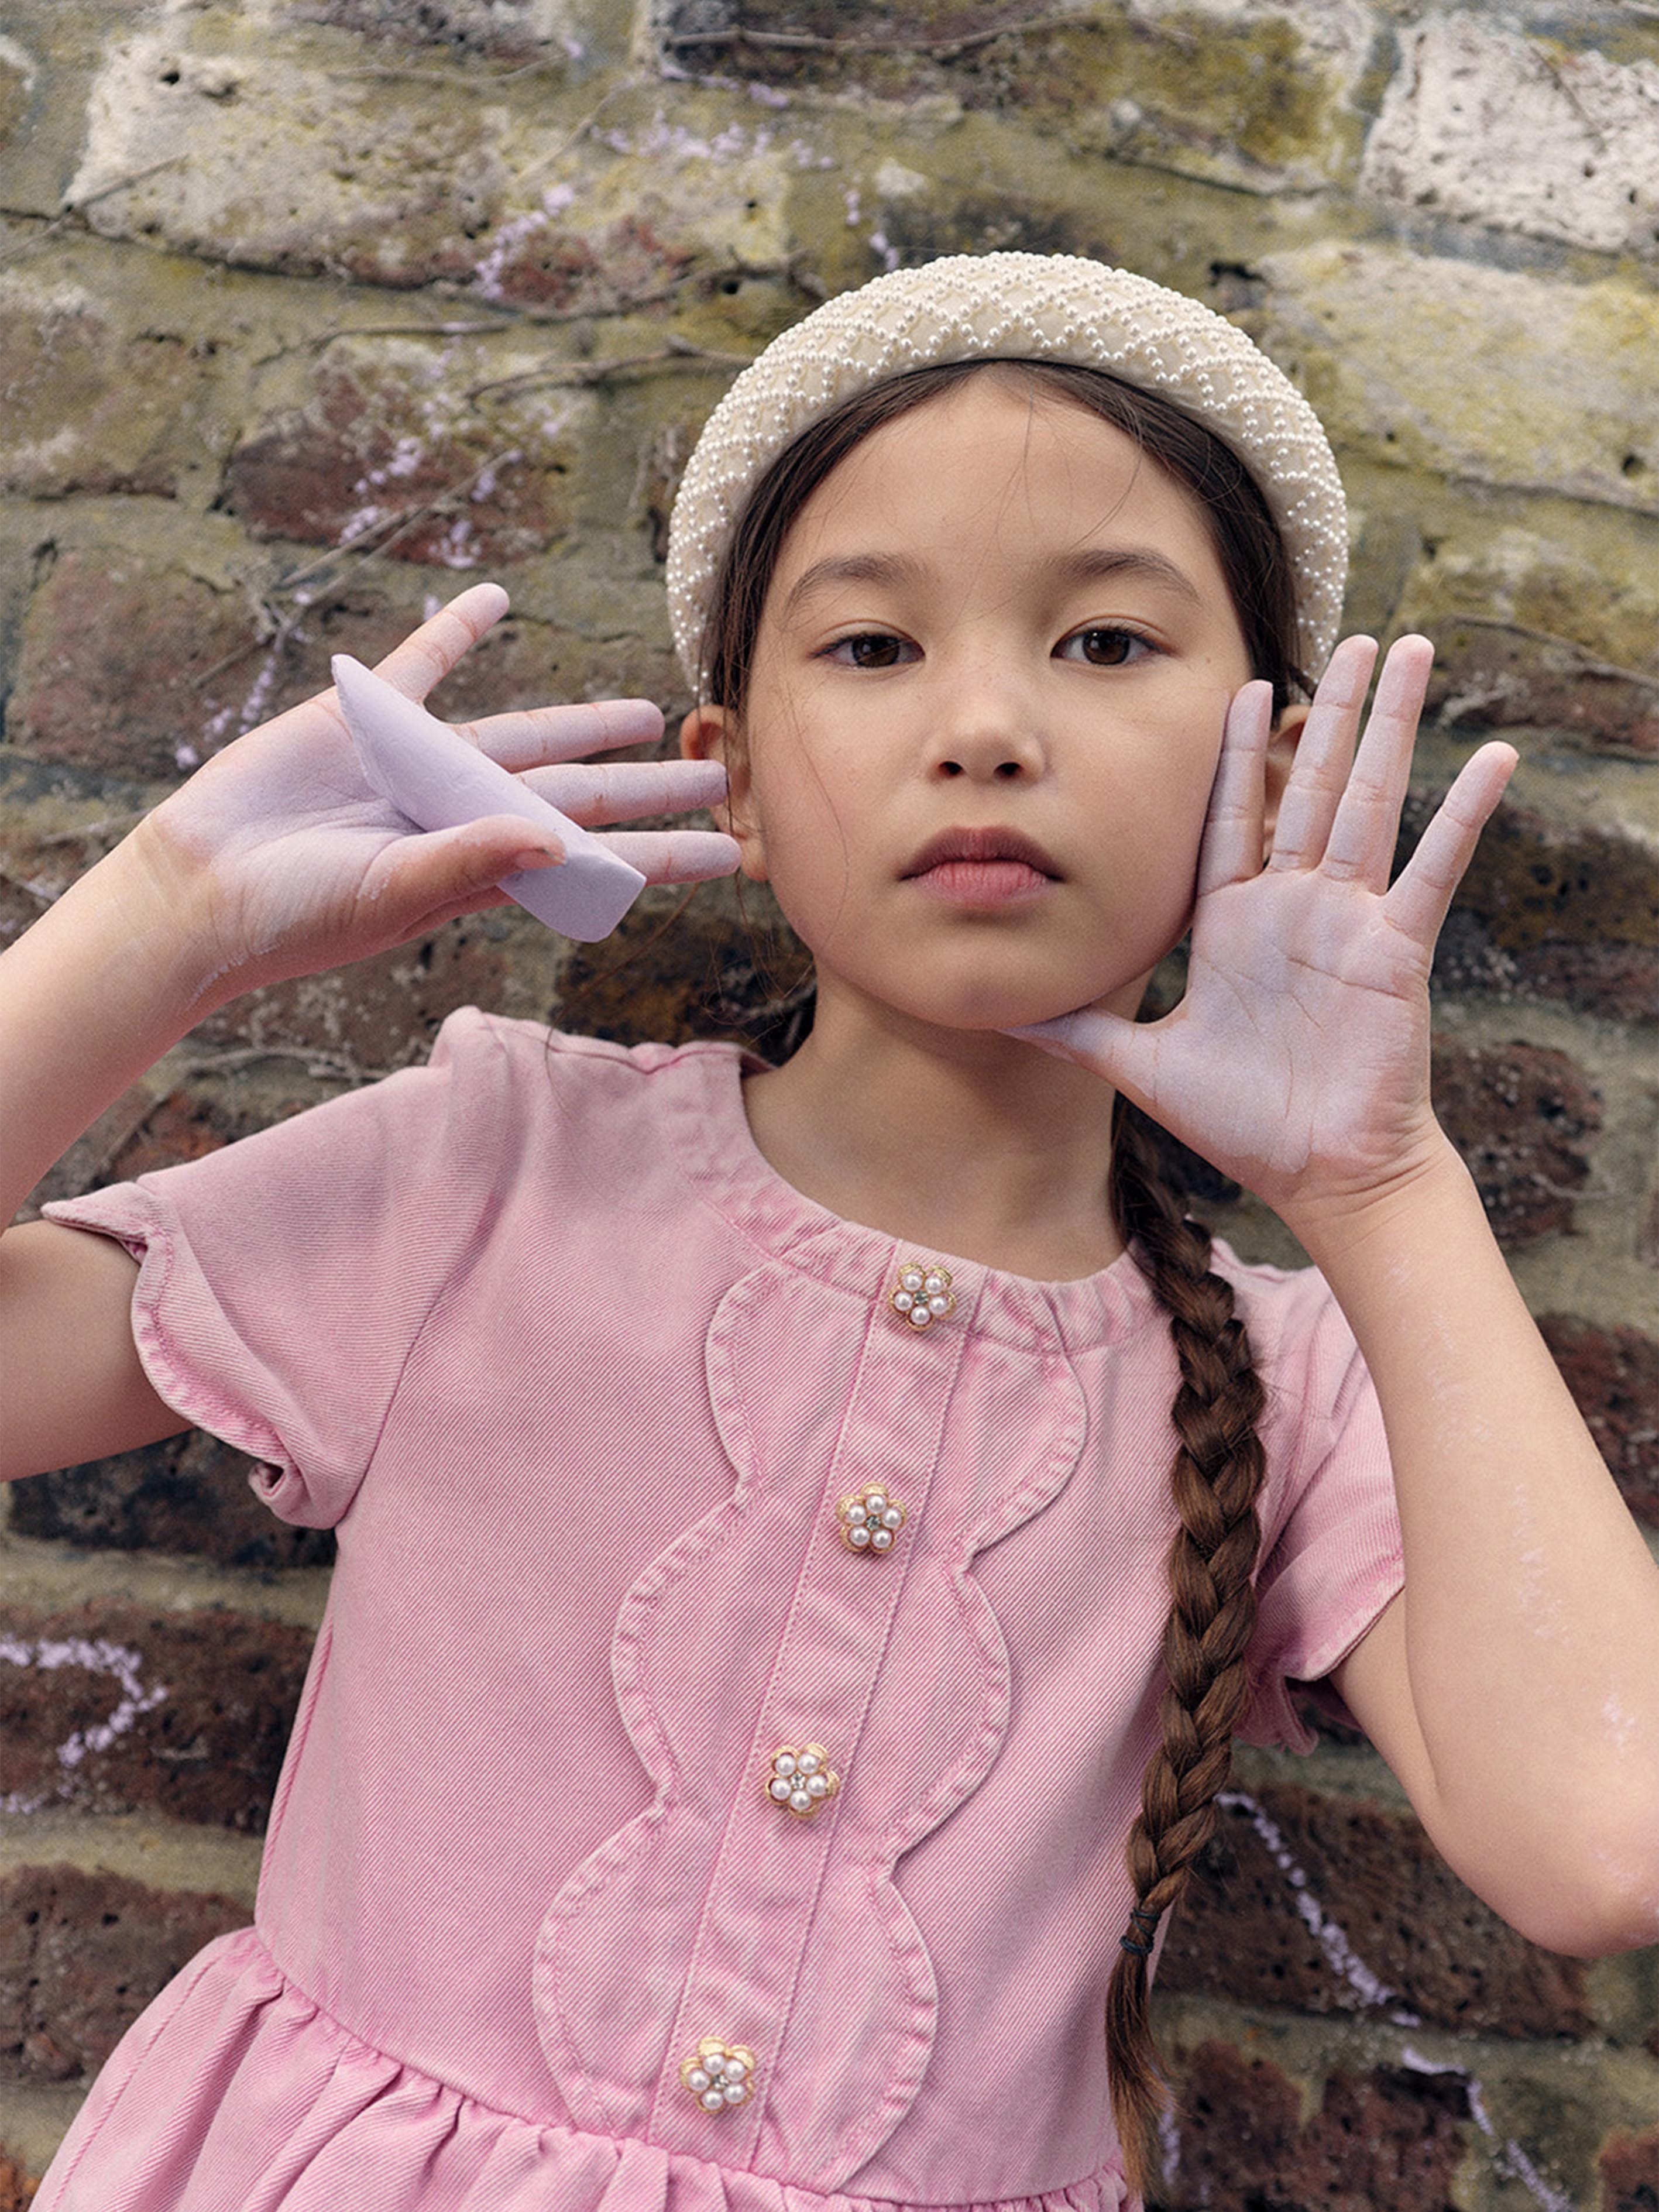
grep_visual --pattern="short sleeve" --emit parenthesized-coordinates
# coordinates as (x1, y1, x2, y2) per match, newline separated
(42, 1008, 515, 1530)
(1235, 1273, 1403, 1754)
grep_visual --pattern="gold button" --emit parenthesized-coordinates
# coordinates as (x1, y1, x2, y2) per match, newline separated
(681, 2038, 757, 2115)
(889, 1260, 956, 1330)
(837, 1485, 907, 1556)
(764, 1743, 841, 1818)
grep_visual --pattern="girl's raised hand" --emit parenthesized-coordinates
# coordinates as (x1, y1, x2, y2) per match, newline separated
(1011, 636, 1517, 1229)
(141, 584, 739, 997)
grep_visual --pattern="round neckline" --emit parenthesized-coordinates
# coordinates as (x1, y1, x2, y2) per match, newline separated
(658, 1038, 1159, 1353)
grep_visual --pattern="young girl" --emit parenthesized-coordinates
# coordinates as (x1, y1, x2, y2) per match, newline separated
(3, 254, 1655, 2212)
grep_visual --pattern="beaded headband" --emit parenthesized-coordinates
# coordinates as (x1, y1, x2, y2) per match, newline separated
(665, 252, 1347, 692)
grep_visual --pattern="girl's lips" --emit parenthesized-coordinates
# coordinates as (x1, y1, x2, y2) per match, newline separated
(902, 828, 1061, 908)
(908, 857, 1053, 905)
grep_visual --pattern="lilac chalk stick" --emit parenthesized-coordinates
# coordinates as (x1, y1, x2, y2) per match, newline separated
(331, 654, 647, 943)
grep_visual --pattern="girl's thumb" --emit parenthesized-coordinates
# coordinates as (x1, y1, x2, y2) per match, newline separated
(1001, 1008, 1130, 1072)
(375, 816, 564, 914)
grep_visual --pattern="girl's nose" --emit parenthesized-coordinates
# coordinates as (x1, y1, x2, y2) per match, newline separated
(927, 676, 1047, 783)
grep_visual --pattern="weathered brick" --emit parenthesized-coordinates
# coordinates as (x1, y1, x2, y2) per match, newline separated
(0, 1864, 245, 2084)
(68, 32, 501, 290)
(558, 900, 804, 1053)
(8, 551, 683, 806)
(1253, 246, 1659, 517)
(1426, 622, 1659, 758)
(0, 272, 218, 500)
(10, 1431, 335, 1571)
(659, 1, 1371, 194)
(1158, 2043, 1467, 2212)
(8, 551, 270, 781)
(188, 914, 509, 1070)
(1538, 1319, 1659, 1531)
(1159, 1783, 1593, 2037)
(284, 0, 582, 60)
(1404, 798, 1659, 1023)
(225, 351, 576, 566)
(0, 1602, 314, 1833)
(1600, 2122, 1659, 2212)
(470, 207, 700, 314)
(1430, 1042, 1602, 1245)
(0, 2146, 38, 2212)
(1361, 16, 1659, 257)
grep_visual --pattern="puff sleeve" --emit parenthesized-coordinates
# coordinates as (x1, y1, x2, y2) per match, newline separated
(42, 1008, 516, 1530)
(1236, 1269, 1404, 1753)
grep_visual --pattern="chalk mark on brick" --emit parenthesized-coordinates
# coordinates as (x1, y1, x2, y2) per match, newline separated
(0, 1634, 169, 1815)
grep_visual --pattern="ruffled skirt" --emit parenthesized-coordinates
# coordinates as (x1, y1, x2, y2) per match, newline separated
(36, 1931, 1129, 2212)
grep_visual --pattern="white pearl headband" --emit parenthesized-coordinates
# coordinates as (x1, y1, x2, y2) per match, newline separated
(665, 252, 1348, 692)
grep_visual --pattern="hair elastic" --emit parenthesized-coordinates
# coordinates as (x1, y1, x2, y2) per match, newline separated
(1119, 1904, 1164, 1958)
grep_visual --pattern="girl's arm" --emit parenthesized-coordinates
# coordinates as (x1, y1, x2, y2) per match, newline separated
(1014, 636, 1659, 1958)
(0, 584, 737, 1482)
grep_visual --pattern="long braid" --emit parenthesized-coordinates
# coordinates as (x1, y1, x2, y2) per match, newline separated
(1105, 1102, 1270, 2202)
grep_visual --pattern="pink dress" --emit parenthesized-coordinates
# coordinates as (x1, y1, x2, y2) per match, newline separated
(38, 1016, 1403, 2212)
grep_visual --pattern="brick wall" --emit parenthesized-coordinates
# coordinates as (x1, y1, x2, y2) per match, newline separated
(2, 1, 1656, 2203)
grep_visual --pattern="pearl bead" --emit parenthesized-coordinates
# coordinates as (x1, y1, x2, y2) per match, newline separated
(845, 1502, 868, 1524)
(907, 1305, 931, 1329)
(807, 1773, 829, 1797)
(687, 2068, 710, 2092)
(701, 2089, 725, 2112)
(871, 1528, 892, 1551)
(769, 1777, 792, 1801)
(881, 1507, 903, 1529)
(724, 2058, 747, 2082)
(724, 2082, 748, 2105)
(789, 1788, 811, 1812)
(774, 1753, 796, 1776)
(893, 1290, 915, 1312)
(849, 1523, 871, 1547)
(798, 1750, 819, 1773)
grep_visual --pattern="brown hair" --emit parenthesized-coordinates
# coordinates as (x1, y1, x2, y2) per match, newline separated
(698, 358, 1284, 2200)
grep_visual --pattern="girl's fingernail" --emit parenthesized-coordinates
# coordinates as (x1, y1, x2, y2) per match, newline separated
(512, 847, 561, 872)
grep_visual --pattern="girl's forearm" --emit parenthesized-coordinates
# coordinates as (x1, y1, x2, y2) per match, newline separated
(0, 821, 228, 1227)
(1290, 1139, 1659, 1949)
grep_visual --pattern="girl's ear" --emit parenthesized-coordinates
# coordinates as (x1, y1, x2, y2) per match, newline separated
(1260, 700, 1311, 858)
(678, 703, 770, 883)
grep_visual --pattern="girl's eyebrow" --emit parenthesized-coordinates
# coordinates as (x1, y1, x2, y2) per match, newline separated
(781, 545, 1204, 620)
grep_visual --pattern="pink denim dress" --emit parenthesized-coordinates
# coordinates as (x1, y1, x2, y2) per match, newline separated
(39, 1017, 1403, 2212)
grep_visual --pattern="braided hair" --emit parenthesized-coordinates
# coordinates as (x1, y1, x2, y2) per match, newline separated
(698, 355, 1303, 2203)
(1105, 1103, 1268, 2198)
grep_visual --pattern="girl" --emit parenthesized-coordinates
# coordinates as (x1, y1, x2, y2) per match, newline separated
(2, 253, 1655, 2212)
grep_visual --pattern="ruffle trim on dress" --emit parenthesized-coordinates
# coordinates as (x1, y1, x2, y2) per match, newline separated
(37, 1929, 1126, 2212)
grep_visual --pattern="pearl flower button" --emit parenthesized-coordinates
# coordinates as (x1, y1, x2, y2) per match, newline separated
(837, 1485, 908, 1556)
(890, 1260, 956, 1330)
(765, 1742, 841, 1818)
(681, 2038, 757, 2115)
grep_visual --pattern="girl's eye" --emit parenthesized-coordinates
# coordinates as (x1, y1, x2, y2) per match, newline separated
(1056, 627, 1153, 668)
(824, 632, 916, 669)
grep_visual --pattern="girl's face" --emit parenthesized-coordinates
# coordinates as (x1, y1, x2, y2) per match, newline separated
(685, 373, 1270, 1036)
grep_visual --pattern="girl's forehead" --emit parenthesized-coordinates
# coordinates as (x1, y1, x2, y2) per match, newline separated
(774, 376, 1215, 579)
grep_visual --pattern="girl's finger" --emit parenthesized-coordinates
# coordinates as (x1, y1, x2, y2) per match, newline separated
(367, 584, 512, 702)
(1382, 741, 1517, 948)
(1195, 681, 1272, 898)
(1266, 634, 1376, 874)
(521, 758, 728, 826)
(1321, 634, 1434, 891)
(599, 829, 741, 884)
(466, 697, 667, 771)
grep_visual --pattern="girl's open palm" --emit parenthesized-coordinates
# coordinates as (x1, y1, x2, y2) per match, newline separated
(143, 584, 739, 994)
(1013, 636, 1517, 1222)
